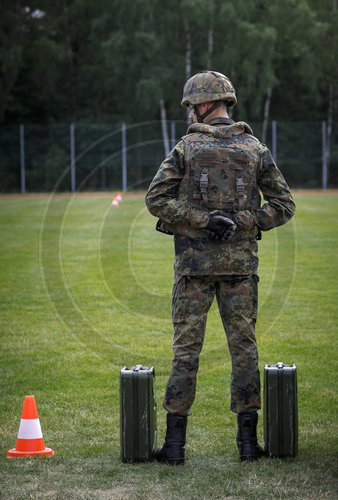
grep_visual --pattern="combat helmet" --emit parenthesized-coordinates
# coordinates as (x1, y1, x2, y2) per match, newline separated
(181, 71, 237, 109)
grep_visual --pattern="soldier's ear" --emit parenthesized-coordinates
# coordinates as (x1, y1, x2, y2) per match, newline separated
(198, 102, 208, 114)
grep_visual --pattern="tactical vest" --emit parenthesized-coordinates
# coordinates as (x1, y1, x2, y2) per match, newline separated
(160, 122, 262, 241)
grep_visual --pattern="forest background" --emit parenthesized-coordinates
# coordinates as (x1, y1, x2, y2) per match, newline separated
(0, 0, 337, 190)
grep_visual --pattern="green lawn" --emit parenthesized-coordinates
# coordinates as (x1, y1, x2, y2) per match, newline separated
(0, 192, 337, 499)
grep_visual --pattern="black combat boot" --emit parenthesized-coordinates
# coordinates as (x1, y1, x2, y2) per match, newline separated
(236, 412, 263, 461)
(155, 413, 187, 465)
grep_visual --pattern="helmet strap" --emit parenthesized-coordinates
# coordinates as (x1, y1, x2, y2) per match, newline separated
(194, 101, 222, 123)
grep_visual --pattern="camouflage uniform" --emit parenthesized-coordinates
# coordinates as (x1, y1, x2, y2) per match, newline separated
(145, 116, 295, 417)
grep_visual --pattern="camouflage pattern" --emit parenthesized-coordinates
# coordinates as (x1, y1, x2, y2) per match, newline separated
(145, 117, 295, 276)
(145, 116, 295, 416)
(164, 274, 260, 415)
(181, 71, 237, 108)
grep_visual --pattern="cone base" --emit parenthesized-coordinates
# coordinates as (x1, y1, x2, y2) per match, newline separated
(8, 447, 54, 458)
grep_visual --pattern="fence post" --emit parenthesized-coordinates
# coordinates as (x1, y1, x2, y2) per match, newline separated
(45, 159, 49, 192)
(322, 121, 328, 190)
(160, 100, 170, 157)
(20, 124, 26, 193)
(272, 120, 277, 162)
(101, 153, 106, 190)
(171, 121, 176, 149)
(70, 123, 76, 193)
(122, 122, 127, 192)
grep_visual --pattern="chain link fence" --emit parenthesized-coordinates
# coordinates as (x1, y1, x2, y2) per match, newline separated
(0, 121, 337, 193)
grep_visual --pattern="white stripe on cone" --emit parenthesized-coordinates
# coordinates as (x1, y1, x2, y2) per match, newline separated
(18, 418, 43, 439)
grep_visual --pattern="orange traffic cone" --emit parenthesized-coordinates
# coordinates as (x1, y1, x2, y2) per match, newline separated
(8, 395, 54, 457)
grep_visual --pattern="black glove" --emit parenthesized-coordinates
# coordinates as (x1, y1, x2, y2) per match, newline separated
(205, 211, 237, 241)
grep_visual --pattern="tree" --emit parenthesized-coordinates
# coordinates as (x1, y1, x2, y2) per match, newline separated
(0, 0, 336, 127)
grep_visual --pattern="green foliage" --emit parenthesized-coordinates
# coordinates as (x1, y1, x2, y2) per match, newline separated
(0, 0, 336, 124)
(0, 193, 337, 498)
(0, 4, 23, 121)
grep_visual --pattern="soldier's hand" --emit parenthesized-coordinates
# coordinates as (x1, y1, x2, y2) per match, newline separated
(205, 211, 237, 241)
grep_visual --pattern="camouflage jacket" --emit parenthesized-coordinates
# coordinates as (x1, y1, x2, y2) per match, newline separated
(145, 117, 295, 276)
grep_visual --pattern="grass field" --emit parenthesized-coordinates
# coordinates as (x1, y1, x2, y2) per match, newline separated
(0, 192, 337, 499)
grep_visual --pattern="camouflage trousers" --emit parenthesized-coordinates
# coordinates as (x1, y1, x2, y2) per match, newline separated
(163, 274, 261, 416)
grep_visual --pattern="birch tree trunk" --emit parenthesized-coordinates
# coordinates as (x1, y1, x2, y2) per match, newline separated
(184, 18, 191, 81)
(262, 87, 272, 143)
(183, 18, 192, 121)
(228, 70, 236, 119)
(207, 0, 215, 68)
(207, 29, 214, 69)
(160, 99, 170, 157)
(326, 0, 337, 172)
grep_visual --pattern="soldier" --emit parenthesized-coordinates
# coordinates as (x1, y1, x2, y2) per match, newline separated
(145, 70, 295, 465)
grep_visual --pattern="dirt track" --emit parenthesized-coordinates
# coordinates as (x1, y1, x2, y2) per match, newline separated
(0, 192, 145, 198)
